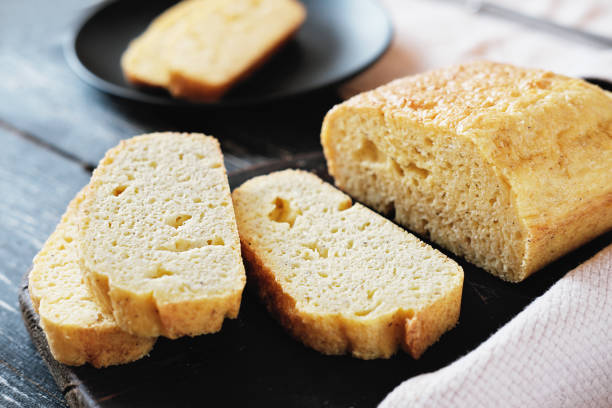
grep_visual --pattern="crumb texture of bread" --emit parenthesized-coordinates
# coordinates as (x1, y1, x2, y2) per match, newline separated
(29, 191, 155, 368)
(78, 133, 246, 338)
(321, 61, 612, 282)
(121, 0, 306, 101)
(232, 170, 463, 359)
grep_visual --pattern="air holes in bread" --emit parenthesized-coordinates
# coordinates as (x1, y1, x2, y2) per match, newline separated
(354, 138, 382, 162)
(302, 242, 328, 258)
(112, 185, 127, 196)
(149, 267, 174, 279)
(338, 198, 352, 211)
(166, 214, 192, 228)
(358, 221, 371, 231)
(406, 163, 430, 179)
(158, 239, 202, 252)
(354, 300, 382, 317)
(268, 197, 301, 227)
(206, 237, 225, 246)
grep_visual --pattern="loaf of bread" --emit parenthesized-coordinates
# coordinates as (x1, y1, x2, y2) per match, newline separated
(29, 191, 155, 367)
(232, 170, 463, 359)
(322, 61, 612, 282)
(78, 133, 245, 338)
(121, 0, 306, 101)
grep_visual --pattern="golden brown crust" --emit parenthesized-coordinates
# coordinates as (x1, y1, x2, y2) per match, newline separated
(239, 224, 463, 360)
(523, 191, 612, 279)
(103, 276, 242, 339)
(35, 316, 155, 368)
(322, 61, 612, 281)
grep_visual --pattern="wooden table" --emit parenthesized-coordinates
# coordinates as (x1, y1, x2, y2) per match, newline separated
(0, 1, 339, 405)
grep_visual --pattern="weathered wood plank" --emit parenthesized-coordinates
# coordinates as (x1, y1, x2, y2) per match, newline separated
(0, 126, 91, 407)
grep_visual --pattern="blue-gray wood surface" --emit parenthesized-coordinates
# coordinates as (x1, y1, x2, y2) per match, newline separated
(2, 1, 611, 407)
(0, 1, 333, 406)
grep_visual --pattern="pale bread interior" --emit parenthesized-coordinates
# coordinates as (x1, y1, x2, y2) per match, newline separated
(233, 170, 463, 359)
(79, 133, 245, 338)
(29, 191, 155, 367)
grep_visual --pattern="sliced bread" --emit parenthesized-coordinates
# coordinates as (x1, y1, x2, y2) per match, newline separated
(78, 133, 245, 338)
(29, 190, 155, 367)
(232, 170, 463, 359)
(121, 0, 306, 101)
(321, 61, 612, 282)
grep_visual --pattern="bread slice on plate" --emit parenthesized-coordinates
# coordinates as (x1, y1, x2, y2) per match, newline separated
(322, 61, 612, 282)
(29, 190, 155, 368)
(121, 0, 307, 101)
(232, 170, 463, 359)
(78, 133, 245, 338)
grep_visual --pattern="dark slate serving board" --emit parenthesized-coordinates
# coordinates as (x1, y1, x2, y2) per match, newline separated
(19, 153, 612, 408)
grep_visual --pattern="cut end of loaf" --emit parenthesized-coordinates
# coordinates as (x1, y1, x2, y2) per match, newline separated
(322, 60, 612, 282)
(233, 169, 463, 359)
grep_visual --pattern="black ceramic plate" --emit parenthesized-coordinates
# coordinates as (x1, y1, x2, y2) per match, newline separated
(65, 0, 392, 107)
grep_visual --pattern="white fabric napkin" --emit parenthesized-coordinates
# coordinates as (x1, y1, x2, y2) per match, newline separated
(338, 2, 612, 406)
(381, 244, 612, 408)
(341, 0, 612, 98)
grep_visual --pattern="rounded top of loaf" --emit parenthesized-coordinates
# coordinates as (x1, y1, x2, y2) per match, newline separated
(344, 60, 612, 135)
(328, 61, 612, 235)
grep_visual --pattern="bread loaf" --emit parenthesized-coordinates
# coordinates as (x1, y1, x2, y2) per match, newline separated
(78, 133, 245, 338)
(321, 61, 612, 282)
(29, 191, 155, 367)
(232, 170, 463, 359)
(121, 0, 306, 101)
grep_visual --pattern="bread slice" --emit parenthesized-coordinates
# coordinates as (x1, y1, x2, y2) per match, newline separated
(232, 170, 463, 359)
(29, 190, 155, 368)
(322, 61, 612, 282)
(78, 133, 245, 338)
(121, 0, 306, 101)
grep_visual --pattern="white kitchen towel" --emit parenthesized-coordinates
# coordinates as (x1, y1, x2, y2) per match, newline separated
(341, 0, 612, 98)
(380, 244, 612, 408)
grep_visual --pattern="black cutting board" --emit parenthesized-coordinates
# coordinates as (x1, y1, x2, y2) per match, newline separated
(19, 152, 612, 408)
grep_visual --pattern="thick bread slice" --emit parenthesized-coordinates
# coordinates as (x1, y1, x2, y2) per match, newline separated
(121, 0, 306, 101)
(29, 190, 155, 368)
(322, 61, 612, 282)
(79, 133, 245, 338)
(232, 170, 463, 359)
